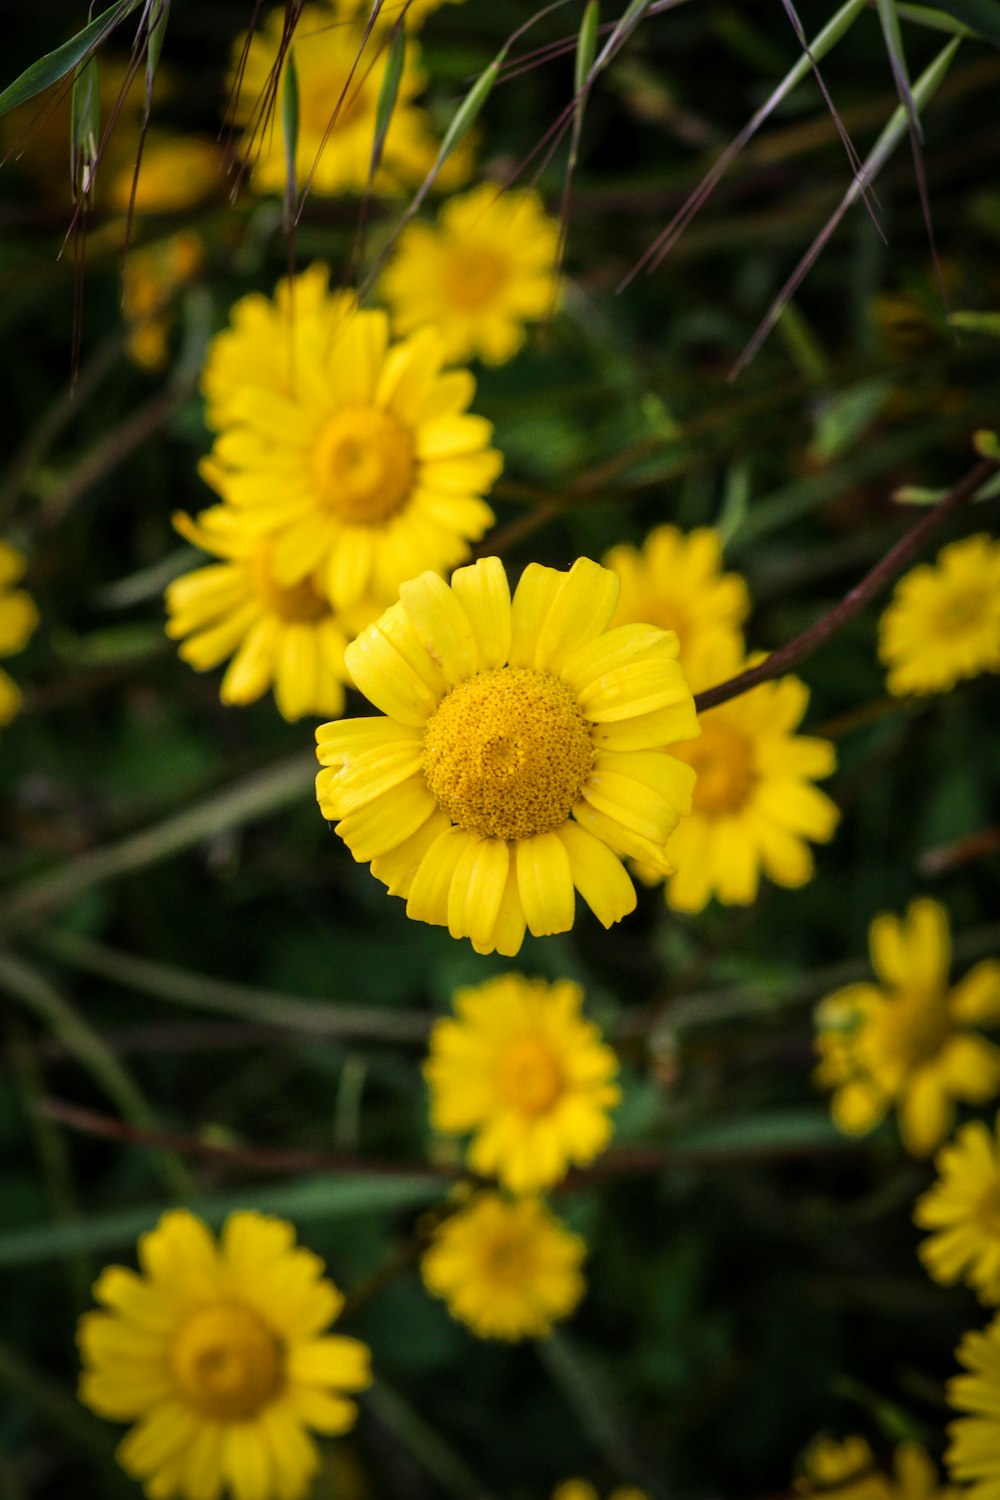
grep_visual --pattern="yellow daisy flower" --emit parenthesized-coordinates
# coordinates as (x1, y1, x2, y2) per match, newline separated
(326, 0, 465, 27)
(0, 542, 39, 725)
(77, 1209, 372, 1500)
(204, 297, 501, 612)
(108, 133, 223, 215)
(382, 186, 561, 366)
(914, 1109, 1000, 1301)
(424, 973, 620, 1192)
(879, 533, 1000, 697)
(421, 1191, 586, 1341)
(165, 507, 367, 722)
(201, 264, 356, 433)
(553, 1484, 648, 1500)
(123, 230, 204, 372)
(232, 6, 441, 197)
(604, 525, 751, 673)
(315, 556, 699, 956)
(947, 1313, 1000, 1500)
(640, 635, 838, 912)
(797, 1437, 956, 1500)
(814, 898, 1000, 1156)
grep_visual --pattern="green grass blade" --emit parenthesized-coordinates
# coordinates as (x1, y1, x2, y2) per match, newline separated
(0, 0, 142, 118)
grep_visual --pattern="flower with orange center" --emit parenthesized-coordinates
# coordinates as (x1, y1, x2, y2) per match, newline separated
(315, 556, 699, 956)
(382, 185, 561, 365)
(424, 973, 620, 1192)
(165, 508, 366, 721)
(421, 1192, 586, 1341)
(231, 6, 448, 197)
(914, 1109, 1000, 1300)
(636, 635, 838, 912)
(77, 1209, 371, 1500)
(604, 525, 750, 674)
(879, 533, 1000, 696)
(204, 284, 501, 612)
(815, 898, 1000, 1156)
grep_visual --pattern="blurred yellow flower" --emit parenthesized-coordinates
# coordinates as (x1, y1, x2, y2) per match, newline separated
(640, 635, 838, 911)
(122, 230, 203, 371)
(424, 973, 620, 1192)
(77, 1209, 371, 1500)
(421, 1191, 586, 1340)
(879, 534, 1000, 696)
(815, 898, 1000, 1156)
(165, 507, 369, 722)
(604, 525, 750, 674)
(204, 293, 500, 611)
(797, 1435, 956, 1500)
(948, 1313, 1000, 1499)
(915, 1109, 1000, 1301)
(553, 1484, 648, 1500)
(382, 186, 561, 365)
(315, 557, 698, 955)
(0, 542, 39, 725)
(201, 264, 356, 431)
(231, 6, 443, 197)
(108, 133, 223, 215)
(326, 0, 466, 26)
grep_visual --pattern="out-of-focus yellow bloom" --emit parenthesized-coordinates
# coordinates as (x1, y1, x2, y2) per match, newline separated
(815, 898, 1000, 1156)
(0, 543, 39, 725)
(108, 133, 223, 215)
(914, 1110, 1000, 1301)
(553, 1483, 648, 1500)
(382, 186, 561, 365)
(797, 1435, 957, 1500)
(421, 1192, 586, 1341)
(122, 230, 203, 371)
(77, 1209, 371, 1500)
(315, 557, 699, 956)
(326, 0, 466, 26)
(948, 1314, 1000, 1499)
(424, 973, 620, 1192)
(879, 534, 1000, 697)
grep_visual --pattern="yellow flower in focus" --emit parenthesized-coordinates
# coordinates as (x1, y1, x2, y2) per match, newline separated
(879, 534, 1000, 696)
(108, 133, 223, 215)
(201, 264, 356, 431)
(424, 973, 620, 1191)
(815, 899, 1000, 1156)
(166, 508, 365, 722)
(315, 557, 698, 956)
(645, 635, 838, 912)
(123, 230, 203, 371)
(204, 292, 501, 612)
(232, 7, 443, 197)
(0, 543, 39, 725)
(382, 186, 561, 366)
(914, 1109, 1000, 1301)
(421, 1192, 586, 1341)
(77, 1209, 371, 1500)
(797, 1436, 956, 1500)
(948, 1314, 1000, 1499)
(604, 525, 750, 673)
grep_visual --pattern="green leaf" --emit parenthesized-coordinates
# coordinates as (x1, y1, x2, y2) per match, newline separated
(576, 1, 600, 95)
(144, 0, 171, 114)
(281, 43, 299, 225)
(667, 1109, 849, 1156)
(69, 54, 100, 197)
(0, 0, 143, 119)
(950, 309, 1000, 334)
(372, 24, 406, 174)
(916, 0, 1000, 43)
(810, 378, 893, 462)
(0, 1175, 447, 1268)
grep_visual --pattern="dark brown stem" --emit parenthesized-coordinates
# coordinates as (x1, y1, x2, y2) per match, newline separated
(694, 457, 997, 713)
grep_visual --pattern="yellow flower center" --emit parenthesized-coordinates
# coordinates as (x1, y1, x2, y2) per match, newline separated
(312, 407, 415, 525)
(171, 1302, 283, 1421)
(252, 546, 330, 622)
(445, 245, 510, 311)
(477, 1226, 535, 1287)
(497, 1037, 564, 1116)
(870, 991, 951, 1081)
(422, 666, 594, 841)
(977, 1182, 1000, 1238)
(682, 721, 755, 815)
(935, 587, 989, 636)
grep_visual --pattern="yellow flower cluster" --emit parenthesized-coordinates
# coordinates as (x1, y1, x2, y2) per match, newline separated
(0, 542, 39, 724)
(795, 1435, 956, 1500)
(879, 533, 1000, 697)
(605, 525, 839, 912)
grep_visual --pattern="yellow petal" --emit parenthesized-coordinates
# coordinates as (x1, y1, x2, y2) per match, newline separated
(400, 571, 480, 685)
(450, 556, 511, 669)
(447, 837, 510, 950)
(508, 563, 563, 667)
(407, 826, 474, 926)
(558, 821, 636, 928)
(533, 558, 620, 674)
(335, 779, 438, 861)
(516, 832, 575, 936)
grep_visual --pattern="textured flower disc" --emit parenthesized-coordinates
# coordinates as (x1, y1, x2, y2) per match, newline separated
(879, 532, 1000, 696)
(77, 1209, 371, 1500)
(815, 898, 1000, 1157)
(204, 291, 501, 612)
(424, 973, 620, 1191)
(382, 185, 561, 365)
(231, 6, 445, 197)
(165, 508, 364, 722)
(421, 1192, 587, 1341)
(316, 556, 699, 956)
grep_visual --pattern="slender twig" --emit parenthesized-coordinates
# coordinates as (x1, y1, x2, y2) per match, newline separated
(694, 457, 996, 713)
